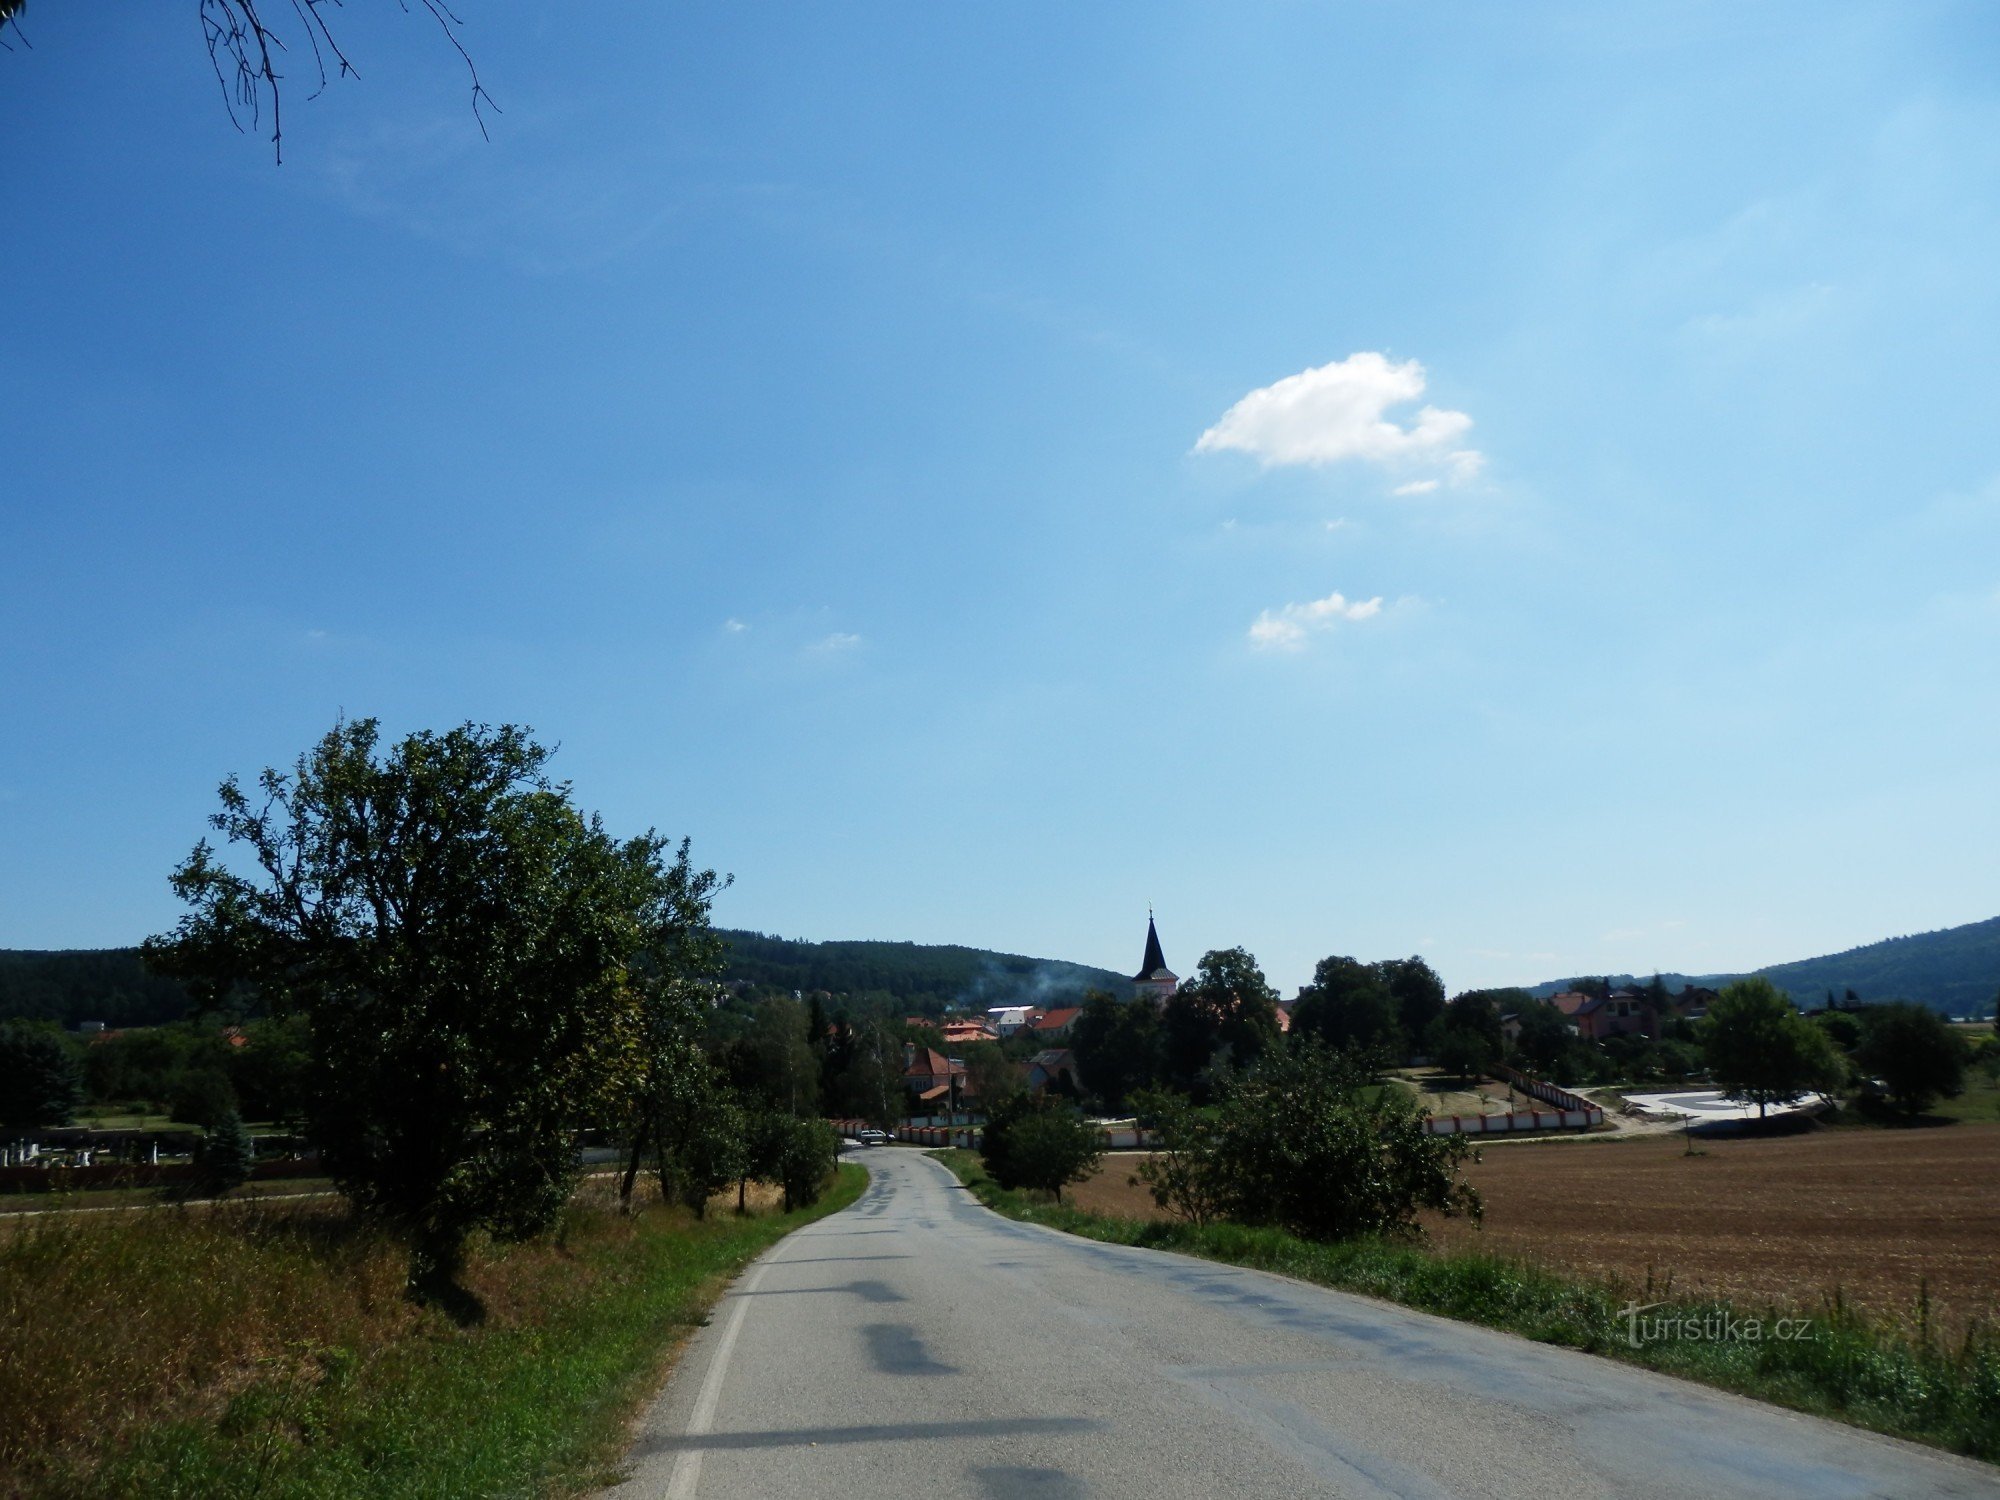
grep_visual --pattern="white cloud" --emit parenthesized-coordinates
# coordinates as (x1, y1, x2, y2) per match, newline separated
(1247, 590, 1384, 651)
(813, 632, 863, 653)
(1196, 352, 1483, 484)
(724, 618, 749, 634)
(1392, 479, 1440, 496)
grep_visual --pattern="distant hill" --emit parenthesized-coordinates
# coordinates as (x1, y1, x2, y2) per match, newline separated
(717, 931, 1127, 1014)
(0, 932, 1130, 1028)
(1527, 914, 2000, 1016)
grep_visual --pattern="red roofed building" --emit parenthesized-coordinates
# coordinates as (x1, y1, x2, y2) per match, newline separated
(1032, 1006, 1081, 1039)
(940, 1017, 999, 1047)
(902, 1044, 967, 1111)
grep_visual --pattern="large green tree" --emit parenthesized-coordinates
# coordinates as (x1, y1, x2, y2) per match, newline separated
(144, 719, 718, 1316)
(980, 1094, 1104, 1203)
(1854, 1002, 1967, 1117)
(1162, 947, 1281, 1093)
(1700, 978, 1843, 1120)
(1068, 989, 1164, 1112)
(0, 1021, 82, 1129)
(1289, 956, 1401, 1061)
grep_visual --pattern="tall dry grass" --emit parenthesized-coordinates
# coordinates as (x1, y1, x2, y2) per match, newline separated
(0, 1200, 411, 1486)
(0, 1169, 864, 1498)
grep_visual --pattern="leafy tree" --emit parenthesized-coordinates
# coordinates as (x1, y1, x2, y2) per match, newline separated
(1700, 978, 1844, 1120)
(0, 1021, 82, 1129)
(960, 1041, 1021, 1115)
(1378, 957, 1447, 1050)
(1812, 1008, 1864, 1052)
(768, 1115, 838, 1211)
(1510, 1001, 1572, 1074)
(1162, 948, 1281, 1095)
(1131, 1089, 1222, 1227)
(1068, 990, 1164, 1112)
(144, 718, 711, 1317)
(1430, 991, 1504, 1083)
(226, 1014, 311, 1123)
(194, 1109, 255, 1197)
(1855, 1002, 1967, 1117)
(1289, 956, 1401, 1061)
(168, 1068, 239, 1129)
(980, 1093, 1104, 1202)
(721, 994, 821, 1116)
(656, 1071, 746, 1218)
(823, 1018, 906, 1127)
(1432, 1024, 1492, 1086)
(1199, 1046, 1479, 1242)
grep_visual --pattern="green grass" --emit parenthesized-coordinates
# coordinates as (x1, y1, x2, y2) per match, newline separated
(1821, 1070, 2000, 1128)
(929, 1149, 2000, 1464)
(2, 1166, 865, 1499)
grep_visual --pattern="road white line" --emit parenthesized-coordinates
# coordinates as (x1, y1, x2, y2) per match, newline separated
(663, 1248, 783, 1500)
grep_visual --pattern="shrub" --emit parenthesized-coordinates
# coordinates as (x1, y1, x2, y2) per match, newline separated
(194, 1109, 255, 1197)
(1136, 1046, 1479, 1243)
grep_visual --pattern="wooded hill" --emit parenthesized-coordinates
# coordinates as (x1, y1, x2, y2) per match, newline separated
(1527, 913, 2000, 1016)
(0, 932, 1130, 1028)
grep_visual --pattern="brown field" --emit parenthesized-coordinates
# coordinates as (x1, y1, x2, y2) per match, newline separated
(1073, 1123, 2000, 1338)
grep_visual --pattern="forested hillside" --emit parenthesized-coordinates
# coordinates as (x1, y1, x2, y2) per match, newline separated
(0, 932, 1129, 1027)
(1755, 916, 2000, 1016)
(1526, 913, 2000, 1015)
(0, 949, 192, 1028)
(716, 931, 1125, 1013)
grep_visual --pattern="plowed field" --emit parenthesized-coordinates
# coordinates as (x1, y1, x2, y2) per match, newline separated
(1071, 1123, 2000, 1337)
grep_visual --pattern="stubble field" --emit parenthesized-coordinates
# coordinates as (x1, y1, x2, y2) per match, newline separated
(1071, 1122, 2000, 1338)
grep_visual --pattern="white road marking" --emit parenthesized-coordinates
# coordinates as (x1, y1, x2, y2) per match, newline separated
(664, 1248, 784, 1499)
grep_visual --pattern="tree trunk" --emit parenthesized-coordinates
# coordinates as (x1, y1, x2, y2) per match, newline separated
(619, 1129, 645, 1208)
(737, 1175, 747, 1215)
(407, 1224, 484, 1326)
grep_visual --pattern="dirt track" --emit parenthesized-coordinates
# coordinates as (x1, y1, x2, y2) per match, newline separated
(1071, 1123, 2000, 1338)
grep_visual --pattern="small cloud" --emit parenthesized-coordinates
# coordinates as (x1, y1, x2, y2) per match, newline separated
(723, 618, 749, 634)
(1248, 590, 1383, 651)
(812, 632, 863, 653)
(1195, 352, 1483, 484)
(1324, 518, 1351, 531)
(1392, 479, 1439, 496)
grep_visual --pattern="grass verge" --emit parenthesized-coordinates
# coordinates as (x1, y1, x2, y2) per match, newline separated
(1, 1164, 865, 1498)
(929, 1148, 2000, 1463)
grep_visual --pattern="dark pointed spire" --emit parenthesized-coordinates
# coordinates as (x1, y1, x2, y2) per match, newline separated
(1133, 913, 1168, 981)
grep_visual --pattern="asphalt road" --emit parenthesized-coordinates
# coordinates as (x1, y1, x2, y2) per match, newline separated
(604, 1145, 1999, 1500)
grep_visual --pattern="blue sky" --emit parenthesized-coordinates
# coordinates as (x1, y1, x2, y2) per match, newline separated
(3, 3, 1997, 996)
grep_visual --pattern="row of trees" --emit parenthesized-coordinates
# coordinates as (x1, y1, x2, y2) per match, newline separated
(132, 719, 837, 1315)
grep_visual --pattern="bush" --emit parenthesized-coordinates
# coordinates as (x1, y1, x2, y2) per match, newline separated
(1136, 1046, 1479, 1243)
(981, 1095, 1102, 1202)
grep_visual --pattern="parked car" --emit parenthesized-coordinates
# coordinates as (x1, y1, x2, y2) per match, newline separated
(857, 1128, 890, 1147)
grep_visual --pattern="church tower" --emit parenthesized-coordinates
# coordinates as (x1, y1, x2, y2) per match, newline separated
(1131, 911, 1178, 1006)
